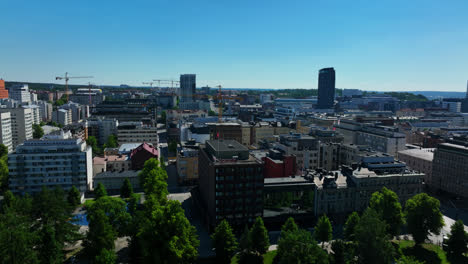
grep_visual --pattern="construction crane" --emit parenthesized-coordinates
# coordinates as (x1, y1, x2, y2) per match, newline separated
(152, 79, 180, 91)
(55, 72, 93, 101)
(142, 82, 155, 89)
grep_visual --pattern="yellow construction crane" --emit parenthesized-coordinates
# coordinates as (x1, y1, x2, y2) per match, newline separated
(55, 72, 93, 101)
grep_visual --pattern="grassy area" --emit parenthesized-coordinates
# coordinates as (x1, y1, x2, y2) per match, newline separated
(231, 250, 277, 264)
(396, 240, 449, 264)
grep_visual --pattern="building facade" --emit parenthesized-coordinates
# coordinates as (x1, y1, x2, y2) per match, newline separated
(198, 140, 264, 229)
(0, 108, 33, 148)
(117, 122, 158, 146)
(398, 148, 434, 187)
(432, 143, 468, 198)
(0, 112, 13, 152)
(180, 74, 196, 103)
(9, 84, 31, 105)
(8, 131, 92, 195)
(317, 67, 336, 109)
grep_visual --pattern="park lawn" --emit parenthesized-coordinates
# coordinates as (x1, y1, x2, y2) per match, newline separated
(397, 240, 449, 264)
(231, 250, 277, 264)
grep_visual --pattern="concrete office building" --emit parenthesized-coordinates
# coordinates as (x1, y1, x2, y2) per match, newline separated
(180, 74, 196, 103)
(86, 118, 119, 145)
(0, 112, 13, 152)
(317, 67, 336, 109)
(8, 131, 92, 195)
(9, 84, 31, 105)
(69, 88, 104, 106)
(198, 140, 263, 229)
(398, 148, 434, 187)
(61, 102, 89, 122)
(0, 108, 33, 148)
(274, 133, 320, 170)
(432, 142, 468, 198)
(117, 122, 158, 145)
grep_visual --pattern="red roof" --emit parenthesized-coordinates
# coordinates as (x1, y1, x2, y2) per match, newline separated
(130, 142, 158, 158)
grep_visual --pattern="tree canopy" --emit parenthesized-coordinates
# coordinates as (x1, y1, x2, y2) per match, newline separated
(445, 219, 468, 257)
(249, 217, 270, 255)
(405, 193, 444, 244)
(120, 178, 133, 198)
(355, 208, 394, 264)
(211, 219, 238, 263)
(94, 182, 108, 200)
(369, 187, 404, 236)
(32, 124, 44, 139)
(344, 212, 360, 242)
(67, 185, 81, 207)
(315, 215, 332, 247)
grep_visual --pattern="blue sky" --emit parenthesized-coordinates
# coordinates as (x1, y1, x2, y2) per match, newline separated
(1, 0, 468, 91)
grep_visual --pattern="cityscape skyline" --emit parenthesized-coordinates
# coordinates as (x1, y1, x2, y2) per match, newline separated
(1, 1, 468, 91)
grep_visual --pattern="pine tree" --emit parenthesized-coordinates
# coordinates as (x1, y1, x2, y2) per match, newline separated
(211, 219, 238, 263)
(446, 219, 468, 257)
(120, 178, 133, 198)
(343, 212, 360, 242)
(315, 214, 332, 248)
(94, 183, 108, 200)
(67, 185, 81, 206)
(249, 217, 270, 255)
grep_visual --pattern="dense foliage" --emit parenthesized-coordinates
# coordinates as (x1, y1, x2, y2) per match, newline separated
(32, 124, 44, 139)
(211, 219, 238, 263)
(369, 187, 404, 236)
(405, 193, 444, 244)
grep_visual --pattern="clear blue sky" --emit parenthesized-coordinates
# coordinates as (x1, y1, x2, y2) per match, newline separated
(1, 0, 468, 91)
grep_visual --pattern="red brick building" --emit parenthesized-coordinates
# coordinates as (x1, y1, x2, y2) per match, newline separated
(0, 80, 8, 99)
(262, 150, 296, 178)
(130, 143, 158, 170)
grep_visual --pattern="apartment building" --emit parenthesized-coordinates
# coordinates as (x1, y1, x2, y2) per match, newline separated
(86, 118, 119, 145)
(9, 84, 31, 105)
(37, 100, 53, 121)
(274, 133, 320, 170)
(0, 108, 33, 148)
(8, 131, 92, 195)
(52, 109, 72, 126)
(0, 112, 13, 152)
(117, 122, 158, 146)
(177, 141, 199, 184)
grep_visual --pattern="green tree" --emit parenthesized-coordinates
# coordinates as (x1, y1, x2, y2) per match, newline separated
(105, 134, 118, 148)
(0, 144, 8, 157)
(84, 209, 117, 258)
(330, 239, 354, 264)
(94, 182, 108, 200)
(239, 225, 250, 252)
(405, 193, 444, 244)
(168, 140, 178, 154)
(0, 208, 39, 264)
(0, 159, 8, 192)
(37, 225, 62, 264)
(139, 158, 168, 202)
(32, 124, 44, 139)
(277, 228, 328, 264)
(315, 215, 332, 248)
(249, 217, 270, 255)
(211, 219, 238, 263)
(343, 212, 360, 242)
(88, 196, 132, 236)
(369, 187, 404, 236)
(120, 178, 133, 198)
(67, 185, 81, 207)
(161, 110, 166, 123)
(159, 155, 166, 170)
(86, 136, 101, 155)
(355, 208, 394, 264)
(133, 198, 199, 263)
(95, 248, 117, 264)
(208, 110, 216, 116)
(32, 187, 81, 251)
(281, 217, 299, 234)
(445, 219, 468, 257)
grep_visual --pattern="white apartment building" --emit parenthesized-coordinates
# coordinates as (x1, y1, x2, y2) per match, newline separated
(8, 131, 93, 195)
(0, 112, 13, 152)
(52, 109, 72, 126)
(9, 84, 31, 104)
(61, 102, 89, 122)
(0, 108, 33, 148)
(37, 100, 53, 121)
(22, 105, 41, 125)
(117, 122, 158, 145)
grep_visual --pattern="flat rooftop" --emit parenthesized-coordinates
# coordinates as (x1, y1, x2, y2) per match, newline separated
(398, 148, 435, 161)
(206, 139, 247, 152)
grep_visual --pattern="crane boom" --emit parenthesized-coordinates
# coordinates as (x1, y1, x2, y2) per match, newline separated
(55, 72, 93, 101)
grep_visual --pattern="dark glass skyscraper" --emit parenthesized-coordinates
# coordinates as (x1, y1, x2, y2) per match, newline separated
(317, 67, 336, 109)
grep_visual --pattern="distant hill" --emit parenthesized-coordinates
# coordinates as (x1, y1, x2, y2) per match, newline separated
(408, 91, 466, 99)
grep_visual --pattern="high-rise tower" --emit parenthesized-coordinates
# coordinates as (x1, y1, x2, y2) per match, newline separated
(180, 74, 196, 103)
(317, 68, 336, 109)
